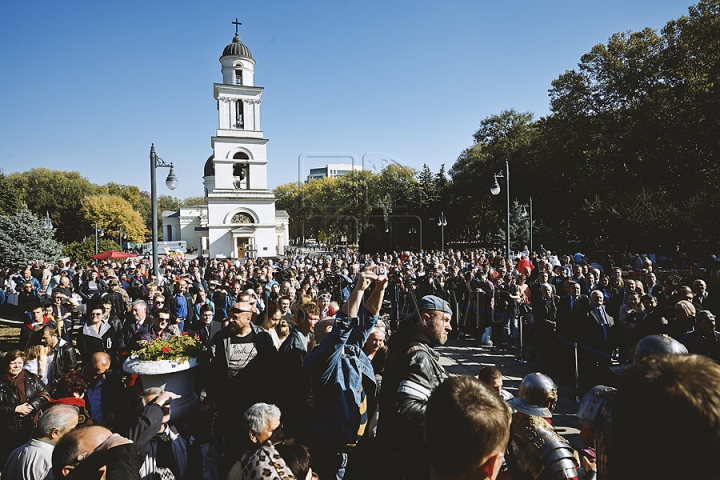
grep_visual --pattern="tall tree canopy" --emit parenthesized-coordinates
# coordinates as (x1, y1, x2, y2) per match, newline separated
(80, 194, 147, 244)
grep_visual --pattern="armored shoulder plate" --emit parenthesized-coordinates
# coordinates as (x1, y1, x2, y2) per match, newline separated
(510, 413, 579, 480)
(577, 385, 616, 429)
(577, 386, 617, 479)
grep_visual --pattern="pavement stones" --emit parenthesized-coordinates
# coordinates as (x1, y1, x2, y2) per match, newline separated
(437, 338, 584, 450)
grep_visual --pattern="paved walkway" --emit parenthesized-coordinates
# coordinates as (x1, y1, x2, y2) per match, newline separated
(436, 338, 584, 450)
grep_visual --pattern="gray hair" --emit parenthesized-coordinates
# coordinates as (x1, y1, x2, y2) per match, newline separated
(35, 405, 79, 439)
(132, 299, 148, 310)
(242, 403, 281, 433)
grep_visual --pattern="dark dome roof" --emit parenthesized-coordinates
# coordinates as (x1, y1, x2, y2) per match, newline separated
(222, 34, 252, 59)
(204, 155, 215, 177)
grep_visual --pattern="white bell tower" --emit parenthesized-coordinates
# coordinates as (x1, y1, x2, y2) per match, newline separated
(201, 19, 286, 259)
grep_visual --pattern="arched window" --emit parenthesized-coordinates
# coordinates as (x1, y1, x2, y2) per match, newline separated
(231, 212, 254, 224)
(235, 100, 244, 129)
(233, 152, 250, 189)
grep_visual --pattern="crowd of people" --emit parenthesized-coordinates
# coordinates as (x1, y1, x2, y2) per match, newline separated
(0, 245, 718, 479)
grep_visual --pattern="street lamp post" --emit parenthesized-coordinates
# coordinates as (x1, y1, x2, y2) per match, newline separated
(94, 223, 103, 255)
(490, 159, 510, 256)
(150, 144, 179, 282)
(437, 211, 447, 252)
(522, 197, 533, 253)
(119, 227, 127, 251)
(408, 226, 417, 249)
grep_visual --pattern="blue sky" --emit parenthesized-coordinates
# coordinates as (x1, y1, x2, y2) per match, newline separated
(0, 0, 693, 200)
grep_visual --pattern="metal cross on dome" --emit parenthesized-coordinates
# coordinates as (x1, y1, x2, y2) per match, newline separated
(232, 18, 242, 35)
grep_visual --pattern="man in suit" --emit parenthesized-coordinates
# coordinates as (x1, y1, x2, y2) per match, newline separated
(118, 299, 152, 356)
(189, 304, 222, 347)
(529, 271, 555, 309)
(644, 272, 663, 298)
(556, 281, 590, 341)
(692, 279, 716, 314)
(635, 294, 670, 340)
(532, 284, 560, 369)
(577, 290, 616, 392)
(555, 281, 590, 381)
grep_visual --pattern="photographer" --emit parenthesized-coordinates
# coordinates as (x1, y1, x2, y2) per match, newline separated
(119, 388, 198, 480)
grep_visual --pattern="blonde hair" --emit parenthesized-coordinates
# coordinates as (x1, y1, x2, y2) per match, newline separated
(25, 344, 47, 361)
(675, 300, 696, 317)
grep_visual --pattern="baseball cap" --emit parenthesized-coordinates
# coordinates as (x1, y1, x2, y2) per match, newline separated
(404, 295, 452, 320)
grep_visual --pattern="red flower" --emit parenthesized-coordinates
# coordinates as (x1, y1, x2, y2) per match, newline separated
(161, 346, 171, 354)
(181, 331, 188, 336)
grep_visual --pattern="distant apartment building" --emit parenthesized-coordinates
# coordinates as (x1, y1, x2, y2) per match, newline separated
(307, 163, 362, 181)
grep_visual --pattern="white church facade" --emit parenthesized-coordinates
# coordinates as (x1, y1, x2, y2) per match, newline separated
(163, 26, 289, 259)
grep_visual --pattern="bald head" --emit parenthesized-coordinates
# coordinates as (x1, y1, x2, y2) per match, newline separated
(91, 352, 111, 369)
(52, 425, 113, 478)
(89, 352, 111, 378)
(231, 301, 253, 313)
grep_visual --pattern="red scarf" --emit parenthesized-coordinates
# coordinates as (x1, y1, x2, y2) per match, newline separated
(49, 396, 86, 408)
(3, 370, 27, 404)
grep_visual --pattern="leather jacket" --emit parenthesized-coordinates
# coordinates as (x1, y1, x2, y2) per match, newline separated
(0, 371, 49, 433)
(378, 318, 447, 478)
(50, 340, 78, 391)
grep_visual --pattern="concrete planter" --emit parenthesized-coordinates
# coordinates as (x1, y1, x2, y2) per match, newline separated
(123, 357, 199, 422)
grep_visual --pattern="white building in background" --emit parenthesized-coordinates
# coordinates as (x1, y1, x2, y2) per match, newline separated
(164, 27, 289, 259)
(307, 163, 363, 181)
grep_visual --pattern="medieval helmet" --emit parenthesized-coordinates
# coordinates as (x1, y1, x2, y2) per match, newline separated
(508, 373, 558, 418)
(611, 334, 688, 375)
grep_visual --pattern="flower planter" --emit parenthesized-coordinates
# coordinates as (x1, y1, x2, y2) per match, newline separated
(123, 357, 199, 422)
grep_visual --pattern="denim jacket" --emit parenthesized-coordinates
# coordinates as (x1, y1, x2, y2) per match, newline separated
(303, 308, 377, 449)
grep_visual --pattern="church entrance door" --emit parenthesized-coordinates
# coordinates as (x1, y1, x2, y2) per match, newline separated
(236, 237, 250, 258)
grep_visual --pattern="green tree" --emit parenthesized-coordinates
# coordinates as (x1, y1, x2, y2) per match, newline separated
(7, 168, 99, 243)
(418, 164, 437, 210)
(541, 1, 720, 251)
(0, 170, 22, 216)
(182, 196, 207, 206)
(493, 201, 530, 252)
(62, 237, 121, 264)
(0, 205, 63, 270)
(449, 110, 539, 245)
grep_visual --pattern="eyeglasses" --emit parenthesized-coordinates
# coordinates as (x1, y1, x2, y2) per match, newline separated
(158, 317, 170, 323)
(90, 312, 103, 317)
